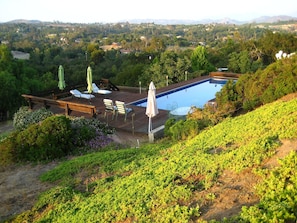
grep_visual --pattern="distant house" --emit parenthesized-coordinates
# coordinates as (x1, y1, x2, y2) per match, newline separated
(101, 42, 121, 51)
(217, 67, 228, 72)
(11, 51, 30, 60)
(120, 49, 132, 54)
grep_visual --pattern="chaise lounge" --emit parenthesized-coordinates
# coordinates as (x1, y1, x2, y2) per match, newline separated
(70, 89, 95, 100)
(92, 83, 112, 95)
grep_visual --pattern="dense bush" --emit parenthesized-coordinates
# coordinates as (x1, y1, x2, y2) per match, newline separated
(13, 106, 53, 131)
(167, 119, 199, 141)
(11, 115, 73, 161)
(164, 118, 176, 137)
(0, 136, 14, 167)
(1, 110, 115, 163)
(165, 114, 212, 141)
(216, 55, 297, 113)
(70, 117, 114, 153)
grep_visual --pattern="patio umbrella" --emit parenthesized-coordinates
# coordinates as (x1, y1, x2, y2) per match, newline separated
(146, 81, 159, 138)
(87, 66, 93, 93)
(58, 65, 66, 90)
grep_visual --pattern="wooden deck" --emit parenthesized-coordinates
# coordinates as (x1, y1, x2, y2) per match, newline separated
(27, 76, 210, 135)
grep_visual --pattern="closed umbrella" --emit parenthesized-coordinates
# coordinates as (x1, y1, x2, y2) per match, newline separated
(58, 65, 66, 90)
(146, 81, 159, 141)
(87, 66, 93, 93)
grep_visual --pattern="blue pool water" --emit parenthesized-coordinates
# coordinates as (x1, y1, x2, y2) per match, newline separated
(132, 78, 228, 111)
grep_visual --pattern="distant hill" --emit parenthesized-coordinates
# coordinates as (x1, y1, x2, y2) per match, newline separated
(2, 15, 297, 25)
(127, 15, 297, 25)
(5, 19, 43, 24)
(249, 15, 297, 23)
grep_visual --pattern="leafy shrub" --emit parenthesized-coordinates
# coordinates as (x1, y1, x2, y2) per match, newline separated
(13, 106, 53, 131)
(12, 106, 31, 130)
(70, 117, 114, 152)
(4, 115, 115, 163)
(169, 119, 199, 141)
(11, 115, 73, 161)
(0, 136, 15, 167)
(164, 118, 176, 137)
(71, 119, 97, 147)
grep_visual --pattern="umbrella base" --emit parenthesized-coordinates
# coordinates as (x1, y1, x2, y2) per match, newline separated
(148, 125, 165, 143)
(149, 132, 154, 143)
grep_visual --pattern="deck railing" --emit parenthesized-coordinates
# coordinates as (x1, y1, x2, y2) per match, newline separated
(22, 94, 97, 118)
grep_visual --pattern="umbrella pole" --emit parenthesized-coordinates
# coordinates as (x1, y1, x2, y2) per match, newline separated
(148, 117, 154, 143)
(148, 117, 151, 134)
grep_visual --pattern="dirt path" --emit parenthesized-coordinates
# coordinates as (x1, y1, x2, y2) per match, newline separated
(199, 139, 297, 221)
(0, 162, 58, 221)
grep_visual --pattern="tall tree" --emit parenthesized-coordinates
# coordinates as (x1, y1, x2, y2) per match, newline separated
(191, 46, 211, 72)
(0, 71, 18, 118)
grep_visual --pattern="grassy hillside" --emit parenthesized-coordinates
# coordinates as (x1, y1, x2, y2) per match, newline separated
(11, 95, 297, 222)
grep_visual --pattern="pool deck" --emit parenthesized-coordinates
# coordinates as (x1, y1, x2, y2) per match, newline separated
(41, 76, 210, 136)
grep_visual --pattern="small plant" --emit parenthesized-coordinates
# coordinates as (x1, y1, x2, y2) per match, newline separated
(13, 106, 53, 131)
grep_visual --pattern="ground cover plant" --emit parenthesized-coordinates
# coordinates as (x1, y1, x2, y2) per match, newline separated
(7, 94, 297, 222)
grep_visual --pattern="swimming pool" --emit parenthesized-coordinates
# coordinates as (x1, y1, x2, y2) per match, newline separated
(132, 78, 228, 112)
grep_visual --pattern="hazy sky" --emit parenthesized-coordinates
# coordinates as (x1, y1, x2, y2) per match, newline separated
(1, 0, 296, 23)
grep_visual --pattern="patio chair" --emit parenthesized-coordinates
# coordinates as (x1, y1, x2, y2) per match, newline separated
(103, 99, 117, 120)
(115, 100, 134, 122)
(92, 83, 112, 95)
(70, 89, 95, 100)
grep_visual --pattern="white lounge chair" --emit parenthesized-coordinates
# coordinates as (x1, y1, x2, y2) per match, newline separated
(70, 89, 95, 100)
(103, 99, 117, 120)
(115, 100, 134, 122)
(92, 83, 112, 95)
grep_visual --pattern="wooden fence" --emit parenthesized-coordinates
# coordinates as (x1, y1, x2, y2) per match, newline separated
(22, 94, 97, 118)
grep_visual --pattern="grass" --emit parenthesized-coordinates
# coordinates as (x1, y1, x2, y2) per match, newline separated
(7, 96, 297, 222)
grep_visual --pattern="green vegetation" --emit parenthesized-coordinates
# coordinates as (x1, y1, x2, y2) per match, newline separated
(12, 115, 73, 161)
(1, 20, 297, 222)
(240, 151, 297, 222)
(6, 94, 297, 222)
(0, 108, 114, 164)
(1, 22, 297, 118)
(13, 106, 53, 131)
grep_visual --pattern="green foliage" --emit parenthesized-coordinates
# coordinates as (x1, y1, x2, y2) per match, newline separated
(191, 45, 213, 72)
(164, 117, 176, 137)
(240, 152, 297, 222)
(13, 106, 53, 131)
(228, 50, 254, 73)
(0, 70, 18, 116)
(3, 22, 297, 222)
(1, 113, 114, 164)
(9, 96, 297, 222)
(11, 115, 73, 161)
(169, 119, 199, 141)
(215, 55, 297, 114)
(258, 30, 297, 64)
(142, 50, 192, 88)
(1, 22, 297, 116)
(0, 136, 15, 166)
(166, 114, 211, 141)
(70, 117, 114, 152)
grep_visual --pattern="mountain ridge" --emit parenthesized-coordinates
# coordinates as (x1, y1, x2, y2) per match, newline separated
(2, 15, 297, 25)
